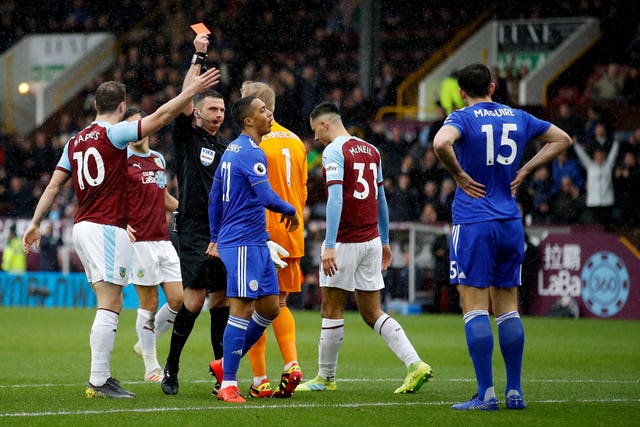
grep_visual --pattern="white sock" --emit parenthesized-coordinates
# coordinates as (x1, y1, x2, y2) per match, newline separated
(89, 309, 118, 386)
(253, 375, 268, 386)
(374, 314, 420, 368)
(136, 308, 160, 374)
(318, 318, 344, 380)
(154, 303, 177, 338)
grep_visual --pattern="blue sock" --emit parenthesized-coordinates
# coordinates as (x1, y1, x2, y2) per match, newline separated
(222, 316, 249, 381)
(464, 310, 494, 400)
(242, 312, 272, 354)
(496, 311, 524, 396)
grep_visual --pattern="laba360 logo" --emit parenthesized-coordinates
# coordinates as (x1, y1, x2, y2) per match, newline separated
(581, 251, 630, 318)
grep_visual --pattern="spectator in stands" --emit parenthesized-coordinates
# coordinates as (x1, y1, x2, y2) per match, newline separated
(418, 202, 439, 225)
(373, 62, 401, 107)
(620, 127, 640, 157)
(412, 147, 444, 191)
(614, 151, 640, 226)
(550, 150, 584, 194)
(574, 139, 620, 228)
(555, 103, 583, 142)
(38, 222, 63, 271)
(438, 178, 456, 220)
(387, 173, 421, 222)
(7, 177, 34, 218)
(589, 63, 624, 101)
(1, 224, 26, 273)
(528, 166, 554, 224)
(551, 176, 586, 224)
(439, 70, 464, 115)
(490, 66, 509, 105)
(585, 122, 614, 155)
(622, 65, 640, 104)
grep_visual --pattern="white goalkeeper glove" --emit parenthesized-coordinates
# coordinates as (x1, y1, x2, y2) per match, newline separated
(267, 240, 289, 269)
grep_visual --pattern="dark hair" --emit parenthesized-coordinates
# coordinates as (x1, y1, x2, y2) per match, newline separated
(95, 81, 126, 114)
(232, 96, 257, 126)
(457, 63, 491, 98)
(310, 102, 340, 120)
(123, 107, 147, 120)
(194, 89, 224, 108)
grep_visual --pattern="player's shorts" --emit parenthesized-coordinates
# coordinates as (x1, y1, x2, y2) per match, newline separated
(449, 219, 524, 289)
(278, 258, 302, 293)
(131, 240, 182, 286)
(319, 237, 385, 292)
(218, 245, 279, 299)
(72, 221, 132, 286)
(177, 219, 226, 292)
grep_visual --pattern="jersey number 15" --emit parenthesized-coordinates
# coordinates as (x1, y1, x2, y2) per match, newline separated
(482, 123, 518, 166)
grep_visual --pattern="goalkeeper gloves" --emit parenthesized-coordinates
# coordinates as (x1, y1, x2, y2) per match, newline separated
(267, 240, 289, 269)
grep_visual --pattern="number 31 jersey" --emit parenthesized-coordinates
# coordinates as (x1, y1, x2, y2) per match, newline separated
(56, 120, 141, 228)
(443, 101, 550, 224)
(322, 135, 383, 244)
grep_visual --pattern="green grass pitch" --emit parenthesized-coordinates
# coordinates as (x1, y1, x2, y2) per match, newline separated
(1, 307, 639, 426)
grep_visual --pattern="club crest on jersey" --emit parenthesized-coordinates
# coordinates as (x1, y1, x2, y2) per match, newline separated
(137, 269, 145, 278)
(119, 267, 127, 278)
(253, 162, 267, 176)
(200, 148, 215, 166)
(155, 170, 167, 189)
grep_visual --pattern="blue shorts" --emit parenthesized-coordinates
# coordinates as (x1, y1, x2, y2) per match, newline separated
(218, 245, 279, 299)
(449, 219, 524, 289)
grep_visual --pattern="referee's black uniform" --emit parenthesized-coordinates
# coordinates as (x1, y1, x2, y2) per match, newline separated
(172, 112, 228, 291)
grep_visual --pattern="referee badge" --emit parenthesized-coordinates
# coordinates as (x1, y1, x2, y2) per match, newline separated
(200, 148, 215, 166)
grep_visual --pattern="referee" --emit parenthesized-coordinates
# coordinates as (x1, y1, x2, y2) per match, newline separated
(161, 33, 229, 396)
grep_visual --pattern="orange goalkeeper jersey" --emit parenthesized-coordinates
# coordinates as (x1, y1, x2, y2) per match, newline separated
(260, 120, 308, 258)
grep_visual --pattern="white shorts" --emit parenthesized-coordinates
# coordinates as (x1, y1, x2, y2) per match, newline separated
(72, 221, 132, 286)
(131, 240, 182, 286)
(319, 237, 385, 292)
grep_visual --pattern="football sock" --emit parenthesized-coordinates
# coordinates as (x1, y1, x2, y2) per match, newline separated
(222, 315, 249, 381)
(154, 303, 177, 338)
(272, 305, 298, 366)
(89, 309, 118, 386)
(242, 312, 272, 354)
(318, 318, 344, 380)
(136, 308, 159, 372)
(374, 313, 421, 368)
(464, 310, 495, 400)
(496, 311, 525, 396)
(210, 306, 229, 360)
(165, 304, 198, 367)
(247, 332, 268, 378)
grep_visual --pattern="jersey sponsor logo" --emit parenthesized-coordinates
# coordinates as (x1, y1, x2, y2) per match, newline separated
(253, 162, 267, 176)
(154, 157, 164, 168)
(325, 162, 339, 178)
(249, 279, 259, 291)
(580, 251, 630, 318)
(200, 148, 215, 166)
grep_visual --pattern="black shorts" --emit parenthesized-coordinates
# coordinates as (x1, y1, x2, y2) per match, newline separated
(177, 218, 226, 292)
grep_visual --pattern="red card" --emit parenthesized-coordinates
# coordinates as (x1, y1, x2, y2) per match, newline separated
(190, 23, 211, 34)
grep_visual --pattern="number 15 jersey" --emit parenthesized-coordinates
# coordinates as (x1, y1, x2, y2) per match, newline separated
(443, 101, 550, 224)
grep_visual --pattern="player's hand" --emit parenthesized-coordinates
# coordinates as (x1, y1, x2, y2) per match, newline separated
(454, 171, 486, 198)
(205, 242, 219, 259)
(510, 168, 529, 196)
(322, 247, 338, 277)
(267, 240, 289, 269)
(280, 213, 300, 232)
(194, 32, 209, 52)
(126, 225, 136, 243)
(191, 67, 221, 94)
(381, 244, 392, 271)
(22, 223, 40, 254)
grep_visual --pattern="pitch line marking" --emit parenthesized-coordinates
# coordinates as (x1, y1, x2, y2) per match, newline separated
(3, 398, 640, 418)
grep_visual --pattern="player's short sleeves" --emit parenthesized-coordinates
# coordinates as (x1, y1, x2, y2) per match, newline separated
(107, 120, 141, 149)
(322, 142, 345, 185)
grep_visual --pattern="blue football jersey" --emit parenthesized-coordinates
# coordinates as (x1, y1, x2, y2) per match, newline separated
(209, 134, 295, 247)
(443, 101, 551, 224)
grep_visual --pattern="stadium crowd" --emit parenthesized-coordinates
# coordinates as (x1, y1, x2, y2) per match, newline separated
(1, 0, 639, 258)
